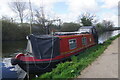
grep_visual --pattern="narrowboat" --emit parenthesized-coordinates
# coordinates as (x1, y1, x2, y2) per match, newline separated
(11, 26, 98, 74)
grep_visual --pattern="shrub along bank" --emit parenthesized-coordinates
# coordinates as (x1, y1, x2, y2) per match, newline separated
(34, 34, 120, 80)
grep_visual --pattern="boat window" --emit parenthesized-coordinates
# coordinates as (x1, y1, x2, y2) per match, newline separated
(89, 38, 92, 42)
(69, 39, 77, 49)
(82, 37, 87, 45)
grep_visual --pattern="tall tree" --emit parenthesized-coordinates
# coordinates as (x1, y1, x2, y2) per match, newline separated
(102, 20, 114, 30)
(78, 13, 96, 26)
(9, 0, 28, 24)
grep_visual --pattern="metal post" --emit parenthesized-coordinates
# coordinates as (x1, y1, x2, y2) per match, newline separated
(29, 0, 33, 34)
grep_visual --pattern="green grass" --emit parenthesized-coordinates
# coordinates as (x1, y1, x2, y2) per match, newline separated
(34, 34, 120, 80)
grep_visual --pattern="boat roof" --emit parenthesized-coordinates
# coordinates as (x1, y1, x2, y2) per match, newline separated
(80, 26, 95, 29)
(27, 33, 91, 40)
(28, 34, 58, 39)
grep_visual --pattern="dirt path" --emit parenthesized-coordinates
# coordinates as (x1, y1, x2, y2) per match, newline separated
(77, 37, 119, 78)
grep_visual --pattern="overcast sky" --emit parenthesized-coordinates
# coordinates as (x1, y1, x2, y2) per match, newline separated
(0, 0, 119, 26)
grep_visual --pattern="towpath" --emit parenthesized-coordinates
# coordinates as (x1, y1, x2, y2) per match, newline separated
(77, 37, 119, 78)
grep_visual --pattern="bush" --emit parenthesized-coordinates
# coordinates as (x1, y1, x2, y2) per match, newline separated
(2, 19, 29, 41)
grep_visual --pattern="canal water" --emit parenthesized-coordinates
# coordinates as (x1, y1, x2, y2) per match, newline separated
(1, 30, 120, 79)
(98, 30, 120, 44)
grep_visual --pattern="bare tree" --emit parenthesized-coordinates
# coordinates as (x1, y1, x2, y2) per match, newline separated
(9, 0, 28, 24)
(34, 7, 61, 34)
(34, 7, 46, 27)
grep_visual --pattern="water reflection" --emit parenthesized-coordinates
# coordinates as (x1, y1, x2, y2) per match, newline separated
(2, 40, 27, 57)
(112, 30, 120, 36)
(98, 30, 120, 43)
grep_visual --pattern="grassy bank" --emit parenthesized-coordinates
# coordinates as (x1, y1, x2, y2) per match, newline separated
(34, 34, 120, 80)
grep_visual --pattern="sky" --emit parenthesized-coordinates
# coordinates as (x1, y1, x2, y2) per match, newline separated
(0, 0, 119, 26)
